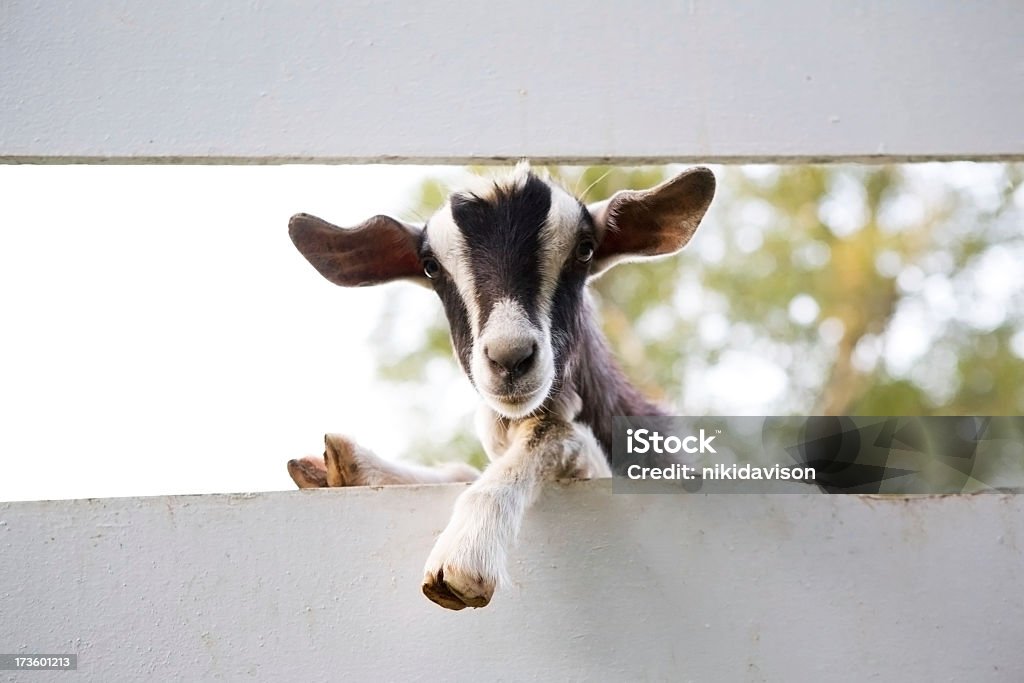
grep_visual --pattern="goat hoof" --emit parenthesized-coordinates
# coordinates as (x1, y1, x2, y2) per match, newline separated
(324, 433, 360, 486)
(287, 456, 328, 488)
(422, 567, 494, 610)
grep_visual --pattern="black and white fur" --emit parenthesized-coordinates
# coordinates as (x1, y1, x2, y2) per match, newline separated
(288, 162, 715, 610)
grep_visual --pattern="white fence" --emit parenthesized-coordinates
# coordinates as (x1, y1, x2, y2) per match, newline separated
(3, 1, 1024, 681)
(3, 484, 1023, 682)
(2, 1, 1022, 163)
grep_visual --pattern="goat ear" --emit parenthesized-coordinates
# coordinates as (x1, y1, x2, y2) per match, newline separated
(289, 213, 425, 287)
(588, 167, 715, 275)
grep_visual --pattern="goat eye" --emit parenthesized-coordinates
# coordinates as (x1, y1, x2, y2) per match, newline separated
(423, 257, 441, 279)
(575, 239, 596, 263)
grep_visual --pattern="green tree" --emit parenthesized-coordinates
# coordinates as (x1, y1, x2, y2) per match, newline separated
(371, 163, 1024, 471)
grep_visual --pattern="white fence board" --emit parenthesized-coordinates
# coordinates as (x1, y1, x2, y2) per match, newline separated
(2, 482, 1022, 681)
(2, 1, 1022, 163)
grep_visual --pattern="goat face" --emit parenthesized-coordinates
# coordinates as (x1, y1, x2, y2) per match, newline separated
(421, 165, 594, 417)
(289, 163, 715, 420)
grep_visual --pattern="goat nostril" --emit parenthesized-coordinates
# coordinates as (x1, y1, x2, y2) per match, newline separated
(514, 344, 537, 375)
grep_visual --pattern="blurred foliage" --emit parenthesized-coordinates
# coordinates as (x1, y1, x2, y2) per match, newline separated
(369, 163, 1024, 471)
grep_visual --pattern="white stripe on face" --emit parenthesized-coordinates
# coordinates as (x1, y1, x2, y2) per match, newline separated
(426, 202, 482, 336)
(537, 183, 586, 322)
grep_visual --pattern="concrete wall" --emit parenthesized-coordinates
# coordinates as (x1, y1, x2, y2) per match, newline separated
(2, 1, 1022, 164)
(2, 482, 1022, 681)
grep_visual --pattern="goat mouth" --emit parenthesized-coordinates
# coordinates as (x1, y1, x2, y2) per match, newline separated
(480, 381, 552, 419)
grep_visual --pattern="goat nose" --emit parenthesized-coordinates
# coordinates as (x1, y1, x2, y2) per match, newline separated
(485, 340, 537, 379)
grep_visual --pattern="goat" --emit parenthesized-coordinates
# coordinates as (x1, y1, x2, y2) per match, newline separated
(286, 163, 715, 610)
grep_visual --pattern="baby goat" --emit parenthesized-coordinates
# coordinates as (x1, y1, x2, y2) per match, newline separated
(287, 163, 715, 610)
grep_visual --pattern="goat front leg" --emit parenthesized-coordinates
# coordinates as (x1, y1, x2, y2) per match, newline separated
(288, 434, 480, 488)
(421, 417, 608, 610)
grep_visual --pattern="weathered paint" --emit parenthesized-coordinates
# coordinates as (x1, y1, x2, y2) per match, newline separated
(1, 482, 1022, 681)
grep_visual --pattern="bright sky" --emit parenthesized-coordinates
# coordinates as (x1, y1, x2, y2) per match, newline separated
(0, 164, 472, 502)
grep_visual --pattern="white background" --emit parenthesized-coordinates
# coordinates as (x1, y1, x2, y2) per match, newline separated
(0, 164, 481, 501)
